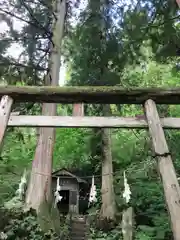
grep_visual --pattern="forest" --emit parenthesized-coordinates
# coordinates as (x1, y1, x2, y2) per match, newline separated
(0, 0, 180, 239)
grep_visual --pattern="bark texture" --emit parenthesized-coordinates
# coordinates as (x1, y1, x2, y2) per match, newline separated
(73, 103, 84, 116)
(25, 0, 66, 211)
(100, 104, 116, 220)
(176, 0, 180, 8)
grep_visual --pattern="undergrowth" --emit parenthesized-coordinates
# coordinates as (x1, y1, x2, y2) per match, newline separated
(0, 207, 68, 240)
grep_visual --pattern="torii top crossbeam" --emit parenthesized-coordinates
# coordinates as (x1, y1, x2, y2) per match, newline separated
(0, 86, 180, 104)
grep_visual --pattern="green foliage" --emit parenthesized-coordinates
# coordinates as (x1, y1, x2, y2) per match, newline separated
(122, 60, 180, 88)
(0, 128, 36, 205)
(0, 208, 60, 240)
(89, 227, 122, 240)
(0, 0, 180, 239)
(53, 128, 91, 169)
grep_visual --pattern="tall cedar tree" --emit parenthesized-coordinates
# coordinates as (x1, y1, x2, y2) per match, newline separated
(25, 0, 66, 211)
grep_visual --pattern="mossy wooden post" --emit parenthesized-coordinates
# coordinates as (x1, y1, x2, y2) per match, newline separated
(0, 95, 13, 146)
(1, 86, 180, 104)
(6, 116, 180, 128)
(144, 99, 180, 240)
(122, 207, 133, 240)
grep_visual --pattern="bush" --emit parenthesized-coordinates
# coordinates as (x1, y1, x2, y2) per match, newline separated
(0, 208, 60, 240)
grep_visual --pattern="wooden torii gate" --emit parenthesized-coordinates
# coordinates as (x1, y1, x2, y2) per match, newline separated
(1, 86, 180, 239)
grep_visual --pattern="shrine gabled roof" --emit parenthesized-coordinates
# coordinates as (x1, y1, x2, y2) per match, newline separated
(52, 168, 87, 184)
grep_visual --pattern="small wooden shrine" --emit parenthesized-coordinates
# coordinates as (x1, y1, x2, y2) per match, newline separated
(52, 168, 88, 214)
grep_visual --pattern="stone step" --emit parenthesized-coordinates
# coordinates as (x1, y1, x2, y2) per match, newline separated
(71, 219, 86, 223)
(70, 230, 86, 235)
(70, 216, 88, 240)
(70, 224, 86, 230)
(71, 237, 86, 240)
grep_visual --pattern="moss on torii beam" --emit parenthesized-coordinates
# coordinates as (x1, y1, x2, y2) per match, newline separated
(0, 86, 180, 104)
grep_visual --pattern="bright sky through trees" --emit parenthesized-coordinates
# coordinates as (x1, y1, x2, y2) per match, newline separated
(0, 0, 133, 86)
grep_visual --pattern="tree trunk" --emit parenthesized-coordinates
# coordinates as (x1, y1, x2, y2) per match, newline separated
(176, 0, 180, 8)
(100, 104, 116, 220)
(25, 0, 66, 211)
(73, 103, 84, 116)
